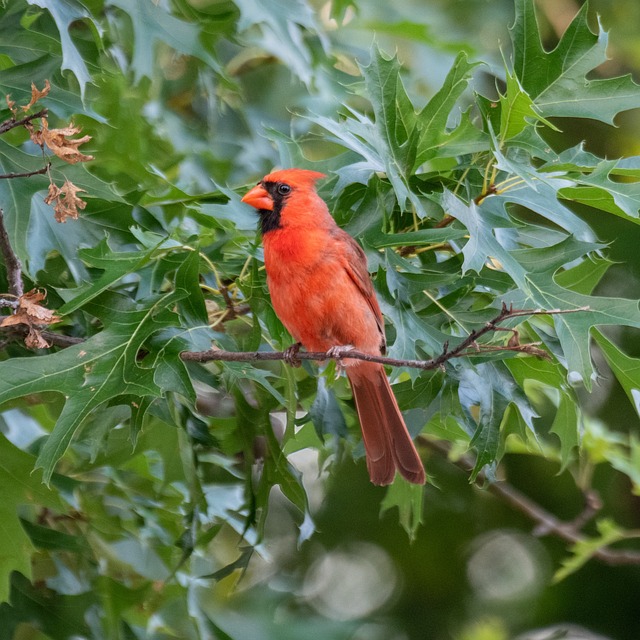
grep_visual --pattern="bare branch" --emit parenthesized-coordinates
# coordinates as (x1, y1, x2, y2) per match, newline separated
(0, 163, 51, 180)
(0, 208, 23, 298)
(0, 324, 83, 348)
(39, 330, 84, 348)
(423, 438, 640, 566)
(0, 108, 48, 135)
(180, 304, 590, 370)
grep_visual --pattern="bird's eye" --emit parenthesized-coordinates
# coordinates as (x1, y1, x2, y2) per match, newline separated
(277, 183, 291, 195)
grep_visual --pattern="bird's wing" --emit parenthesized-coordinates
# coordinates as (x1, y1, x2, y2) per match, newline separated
(333, 228, 386, 354)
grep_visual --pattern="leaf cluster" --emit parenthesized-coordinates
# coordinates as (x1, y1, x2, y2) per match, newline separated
(0, 0, 639, 636)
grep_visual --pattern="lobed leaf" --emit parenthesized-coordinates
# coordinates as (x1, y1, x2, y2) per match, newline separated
(511, 0, 640, 123)
(592, 329, 640, 419)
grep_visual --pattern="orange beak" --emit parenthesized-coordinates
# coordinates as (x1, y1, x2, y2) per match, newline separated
(241, 184, 273, 211)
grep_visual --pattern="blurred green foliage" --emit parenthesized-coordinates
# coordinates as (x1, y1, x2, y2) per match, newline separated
(0, 0, 639, 638)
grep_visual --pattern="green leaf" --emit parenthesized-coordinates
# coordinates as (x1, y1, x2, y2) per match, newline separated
(0, 291, 187, 483)
(309, 376, 348, 438)
(607, 436, 640, 496)
(357, 46, 421, 212)
(0, 434, 62, 602)
(511, 0, 640, 123)
(506, 125, 557, 161)
(58, 240, 157, 314)
(509, 237, 604, 275)
(50, 161, 125, 204)
(498, 67, 557, 143)
(554, 255, 612, 295)
(549, 392, 580, 472)
(432, 107, 490, 157)
(554, 519, 628, 582)
(441, 190, 528, 289)
(375, 268, 452, 372)
(514, 271, 640, 389)
(459, 364, 523, 478)
(172, 247, 209, 327)
(25, 0, 98, 98)
(108, 0, 220, 82)
(559, 159, 640, 223)
(221, 362, 286, 406)
(415, 51, 479, 164)
(380, 478, 424, 541)
(0, 52, 100, 122)
(592, 329, 640, 419)
(27, 195, 138, 282)
(311, 48, 477, 214)
(20, 518, 89, 552)
(365, 225, 467, 249)
(481, 167, 595, 241)
(234, 0, 324, 85)
(329, 0, 355, 24)
(264, 422, 311, 518)
(0, 572, 95, 636)
(0, 139, 50, 265)
(200, 546, 254, 582)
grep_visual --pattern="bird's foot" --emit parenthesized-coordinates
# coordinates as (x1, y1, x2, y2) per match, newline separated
(283, 341, 303, 367)
(326, 344, 355, 360)
(326, 345, 355, 376)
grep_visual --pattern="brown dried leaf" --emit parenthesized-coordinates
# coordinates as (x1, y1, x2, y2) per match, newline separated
(520, 344, 551, 360)
(20, 289, 60, 323)
(0, 313, 25, 328)
(25, 327, 51, 349)
(30, 118, 94, 164)
(0, 290, 58, 349)
(0, 289, 60, 331)
(5, 95, 16, 115)
(507, 329, 520, 348)
(44, 179, 87, 222)
(44, 182, 61, 205)
(22, 80, 51, 112)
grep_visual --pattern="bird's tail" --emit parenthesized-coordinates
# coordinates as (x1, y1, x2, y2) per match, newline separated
(347, 362, 425, 485)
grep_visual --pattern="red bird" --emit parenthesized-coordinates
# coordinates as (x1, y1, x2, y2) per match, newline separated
(241, 169, 425, 485)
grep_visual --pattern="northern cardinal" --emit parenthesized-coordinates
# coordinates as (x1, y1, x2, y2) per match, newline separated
(241, 169, 425, 485)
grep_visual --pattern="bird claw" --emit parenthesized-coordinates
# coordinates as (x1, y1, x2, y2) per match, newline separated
(283, 342, 302, 367)
(326, 345, 355, 360)
(326, 345, 355, 376)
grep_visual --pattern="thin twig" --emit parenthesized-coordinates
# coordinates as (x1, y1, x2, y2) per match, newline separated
(181, 304, 590, 369)
(0, 108, 48, 135)
(0, 297, 18, 309)
(0, 324, 84, 348)
(39, 331, 85, 348)
(422, 438, 640, 566)
(0, 208, 23, 299)
(434, 214, 455, 228)
(0, 163, 51, 180)
(210, 302, 251, 329)
(219, 284, 239, 321)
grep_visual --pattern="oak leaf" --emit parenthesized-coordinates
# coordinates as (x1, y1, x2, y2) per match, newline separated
(22, 80, 51, 112)
(0, 289, 61, 348)
(25, 327, 51, 349)
(29, 118, 94, 164)
(44, 179, 87, 222)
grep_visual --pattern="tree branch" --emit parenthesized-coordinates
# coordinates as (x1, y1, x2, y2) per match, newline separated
(423, 438, 640, 566)
(0, 297, 18, 309)
(0, 208, 23, 299)
(0, 163, 51, 180)
(0, 108, 48, 135)
(180, 304, 589, 369)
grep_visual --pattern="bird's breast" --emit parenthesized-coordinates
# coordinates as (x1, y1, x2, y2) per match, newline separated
(263, 229, 382, 354)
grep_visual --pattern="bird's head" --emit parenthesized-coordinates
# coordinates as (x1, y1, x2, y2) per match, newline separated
(241, 169, 327, 234)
